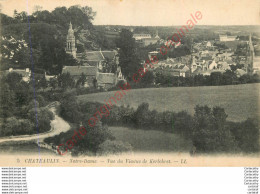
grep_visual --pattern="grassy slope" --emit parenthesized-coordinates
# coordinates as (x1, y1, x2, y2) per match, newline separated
(109, 127, 192, 152)
(78, 83, 259, 122)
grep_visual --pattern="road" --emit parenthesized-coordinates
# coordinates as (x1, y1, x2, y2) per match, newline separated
(0, 107, 71, 144)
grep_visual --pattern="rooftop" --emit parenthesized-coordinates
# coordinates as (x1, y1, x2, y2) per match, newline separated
(62, 66, 97, 76)
(85, 50, 117, 62)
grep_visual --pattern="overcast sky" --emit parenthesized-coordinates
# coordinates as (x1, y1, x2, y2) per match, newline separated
(1, 0, 260, 26)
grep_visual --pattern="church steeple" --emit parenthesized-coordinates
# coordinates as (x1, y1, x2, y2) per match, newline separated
(65, 22, 77, 58)
(248, 33, 254, 74)
(155, 29, 160, 39)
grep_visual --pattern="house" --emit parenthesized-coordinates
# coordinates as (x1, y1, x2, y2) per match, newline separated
(235, 69, 247, 77)
(141, 38, 159, 47)
(44, 72, 56, 81)
(177, 65, 190, 77)
(206, 41, 212, 47)
(5, 68, 31, 82)
(208, 60, 218, 70)
(97, 73, 116, 89)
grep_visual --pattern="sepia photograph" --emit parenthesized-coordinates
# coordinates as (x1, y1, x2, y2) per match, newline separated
(0, 0, 259, 166)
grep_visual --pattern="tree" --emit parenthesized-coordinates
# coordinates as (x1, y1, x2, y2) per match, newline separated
(210, 72, 222, 85)
(37, 77, 48, 91)
(140, 71, 154, 86)
(102, 57, 117, 73)
(192, 105, 237, 153)
(116, 29, 141, 79)
(92, 77, 97, 88)
(59, 92, 82, 123)
(28, 107, 54, 133)
(222, 70, 237, 85)
(230, 119, 259, 152)
(0, 84, 15, 118)
(49, 78, 58, 89)
(76, 73, 87, 88)
(58, 73, 75, 90)
(133, 103, 150, 128)
(173, 111, 194, 137)
(0, 117, 34, 137)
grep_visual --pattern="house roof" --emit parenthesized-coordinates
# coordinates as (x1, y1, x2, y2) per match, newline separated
(62, 66, 97, 76)
(5, 69, 30, 77)
(235, 69, 246, 76)
(97, 73, 115, 84)
(102, 51, 117, 60)
(201, 56, 212, 61)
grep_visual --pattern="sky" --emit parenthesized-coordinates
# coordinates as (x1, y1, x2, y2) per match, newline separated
(0, 0, 260, 26)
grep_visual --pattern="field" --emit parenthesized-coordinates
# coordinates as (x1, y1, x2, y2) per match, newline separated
(109, 127, 192, 152)
(77, 83, 259, 122)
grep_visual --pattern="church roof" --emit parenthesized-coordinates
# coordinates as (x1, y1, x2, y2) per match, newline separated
(62, 66, 97, 76)
(85, 51, 117, 61)
(86, 51, 104, 61)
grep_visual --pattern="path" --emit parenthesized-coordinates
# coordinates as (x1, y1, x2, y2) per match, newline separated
(0, 107, 71, 144)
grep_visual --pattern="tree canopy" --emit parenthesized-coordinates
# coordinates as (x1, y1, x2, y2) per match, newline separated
(1, 5, 96, 74)
(116, 29, 141, 79)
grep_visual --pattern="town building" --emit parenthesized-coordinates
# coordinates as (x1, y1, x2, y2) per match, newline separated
(219, 34, 238, 42)
(133, 32, 160, 47)
(133, 34, 152, 40)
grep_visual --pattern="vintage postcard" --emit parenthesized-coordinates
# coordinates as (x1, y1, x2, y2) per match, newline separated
(0, 0, 259, 166)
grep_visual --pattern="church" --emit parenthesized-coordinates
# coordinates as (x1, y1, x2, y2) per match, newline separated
(62, 22, 125, 89)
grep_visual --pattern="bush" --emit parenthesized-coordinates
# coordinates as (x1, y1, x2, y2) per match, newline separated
(229, 119, 259, 153)
(0, 117, 34, 137)
(27, 107, 54, 133)
(97, 140, 133, 155)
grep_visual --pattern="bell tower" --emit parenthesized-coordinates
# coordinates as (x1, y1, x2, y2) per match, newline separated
(65, 22, 77, 58)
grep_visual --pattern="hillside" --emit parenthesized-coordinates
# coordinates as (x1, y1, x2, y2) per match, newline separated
(77, 83, 260, 122)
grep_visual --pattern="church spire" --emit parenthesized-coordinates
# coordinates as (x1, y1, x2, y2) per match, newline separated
(155, 29, 160, 39)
